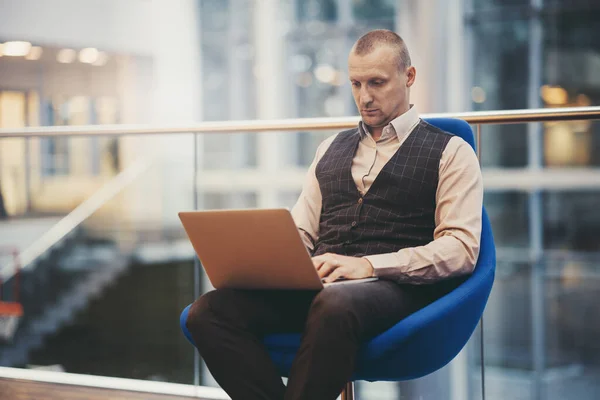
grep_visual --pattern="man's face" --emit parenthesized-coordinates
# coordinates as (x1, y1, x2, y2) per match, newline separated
(348, 45, 416, 129)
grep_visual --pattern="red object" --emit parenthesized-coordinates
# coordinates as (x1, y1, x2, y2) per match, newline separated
(0, 246, 23, 341)
(0, 302, 23, 316)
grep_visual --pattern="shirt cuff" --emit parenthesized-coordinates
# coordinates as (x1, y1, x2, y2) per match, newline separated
(364, 253, 401, 271)
(364, 253, 412, 282)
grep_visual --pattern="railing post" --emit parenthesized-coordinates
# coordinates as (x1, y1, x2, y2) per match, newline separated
(341, 381, 355, 400)
(25, 137, 32, 213)
(193, 132, 201, 387)
(476, 124, 485, 400)
(476, 124, 482, 161)
(528, 2, 545, 399)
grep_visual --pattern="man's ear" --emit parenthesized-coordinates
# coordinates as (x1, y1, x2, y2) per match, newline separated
(406, 66, 416, 88)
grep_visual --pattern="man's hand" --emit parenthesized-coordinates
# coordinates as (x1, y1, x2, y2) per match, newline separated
(312, 253, 375, 283)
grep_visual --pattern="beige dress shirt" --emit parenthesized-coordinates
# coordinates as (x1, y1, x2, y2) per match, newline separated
(291, 106, 483, 283)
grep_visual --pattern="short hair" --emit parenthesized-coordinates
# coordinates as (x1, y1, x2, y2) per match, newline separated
(352, 29, 412, 71)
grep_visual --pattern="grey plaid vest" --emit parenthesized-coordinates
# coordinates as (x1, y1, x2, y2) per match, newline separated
(313, 120, 453, 257)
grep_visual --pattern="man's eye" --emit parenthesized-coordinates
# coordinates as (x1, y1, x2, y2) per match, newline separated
(372, 81, 383, 86)
(351, 82, 360, 88)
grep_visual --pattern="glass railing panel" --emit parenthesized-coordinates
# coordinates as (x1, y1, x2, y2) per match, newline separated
(469, 260, 535, 400)
(1, 110, 599, 399)
(0, 133, 197, 385)
(471, 119, 600, 400)
(540, 187, 600, 399)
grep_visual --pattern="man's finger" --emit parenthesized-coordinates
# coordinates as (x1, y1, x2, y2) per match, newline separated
(325, 267, 346, 283)
(312, 255, 331, 269)
(312, 254, 327, 263)
(317, 261, 339, 279)
(313, 254, 340, 270)
(312, 258, 326, 270)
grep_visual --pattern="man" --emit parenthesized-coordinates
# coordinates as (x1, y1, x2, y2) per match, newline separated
(0, 183, 8, 219)
(185, 29, 483, 400)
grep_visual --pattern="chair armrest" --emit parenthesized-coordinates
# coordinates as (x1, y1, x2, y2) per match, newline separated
(362, 209, 495, 361)
(362, 261, 494, 362)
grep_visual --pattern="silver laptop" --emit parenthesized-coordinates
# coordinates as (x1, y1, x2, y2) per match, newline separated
(178, 208, 378, 290)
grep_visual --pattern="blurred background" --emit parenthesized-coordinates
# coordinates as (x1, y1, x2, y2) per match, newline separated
(0, 0, 599, 399)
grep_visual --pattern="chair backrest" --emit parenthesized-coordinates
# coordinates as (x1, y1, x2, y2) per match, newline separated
(424, 118, 476, 151)
(423, 117, 496, 281)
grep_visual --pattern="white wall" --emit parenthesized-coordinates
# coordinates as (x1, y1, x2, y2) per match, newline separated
(0, 0, 154, 55)
(0, 0, 202, 123)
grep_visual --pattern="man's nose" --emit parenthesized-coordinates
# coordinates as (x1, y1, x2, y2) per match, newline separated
(360, 87, 373, 106)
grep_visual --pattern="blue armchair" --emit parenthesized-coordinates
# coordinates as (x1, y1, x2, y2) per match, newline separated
(180, 118, 496, 399)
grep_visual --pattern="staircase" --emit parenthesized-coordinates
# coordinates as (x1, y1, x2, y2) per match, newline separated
(0, 233, 131, 367)
(0, 159, 153, 367)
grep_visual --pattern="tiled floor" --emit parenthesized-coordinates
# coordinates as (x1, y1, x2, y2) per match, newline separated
(0, 378, 208, 400)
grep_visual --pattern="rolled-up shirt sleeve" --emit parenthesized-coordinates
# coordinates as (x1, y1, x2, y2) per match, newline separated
(365, 137, 483, 283)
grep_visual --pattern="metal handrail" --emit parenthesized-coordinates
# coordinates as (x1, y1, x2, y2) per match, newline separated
(0, 106, 599, 138)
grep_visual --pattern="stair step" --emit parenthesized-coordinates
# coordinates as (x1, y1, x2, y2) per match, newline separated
(0, 254, 130, 367)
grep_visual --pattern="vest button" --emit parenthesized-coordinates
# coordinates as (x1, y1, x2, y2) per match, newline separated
(358, 198, 363, 204)
(351, 221, 357, 227)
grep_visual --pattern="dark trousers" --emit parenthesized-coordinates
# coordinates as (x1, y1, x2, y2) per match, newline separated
(185, 280, 446, 400)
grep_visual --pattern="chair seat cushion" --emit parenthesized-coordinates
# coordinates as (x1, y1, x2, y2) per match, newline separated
(263, 333, 303, 350)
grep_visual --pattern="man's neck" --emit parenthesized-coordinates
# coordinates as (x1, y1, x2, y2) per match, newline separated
(366, 106, 412, 141)
(369, 126, 384, 141)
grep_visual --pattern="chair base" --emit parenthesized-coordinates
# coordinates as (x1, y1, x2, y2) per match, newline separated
(341, 382, 355, 400)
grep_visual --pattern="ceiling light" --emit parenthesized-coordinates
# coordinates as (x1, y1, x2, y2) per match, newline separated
(291, 54, 312, 73)
(540, 85, 568, 105)
(57, 49, 76, 64)
(79, 47, 99, 64)
(91, 51, 108, 66)
(331, 71, 346, 86)
(296, 72, 313, 88)
(471, 87, 486, 103)
(314, 64, 337, 84)
(2, 41, 32, 57)
(25, 46, 43, 60)
(576, 94, 591, 107)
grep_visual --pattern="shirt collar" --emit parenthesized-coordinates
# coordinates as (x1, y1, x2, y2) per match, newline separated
(359, 105, 420, 141)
